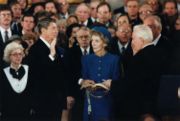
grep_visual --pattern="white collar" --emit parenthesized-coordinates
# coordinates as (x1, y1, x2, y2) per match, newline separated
(0, 26, 12, 42)
(118, 41, 129, 52)
(64, 12, 69, 19)
(0, 26, 11, 32)
(153, 34, 161, 46)
(80, 46, 90, 54)
(91, 17, 96, 23)
(3, 65, 29, 93)
(143, 43, 154, 49)
(80, 20, 88, 26)
(40, 36, 51, 48)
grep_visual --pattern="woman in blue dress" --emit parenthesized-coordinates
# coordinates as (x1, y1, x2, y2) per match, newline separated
(80, 31, 120, 121)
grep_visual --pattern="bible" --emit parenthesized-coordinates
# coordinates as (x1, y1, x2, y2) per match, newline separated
(91, 83, 109, 91)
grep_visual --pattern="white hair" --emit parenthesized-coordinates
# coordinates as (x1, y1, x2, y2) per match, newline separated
(133, 24, 153, 42)
(3, 42, 24, 63)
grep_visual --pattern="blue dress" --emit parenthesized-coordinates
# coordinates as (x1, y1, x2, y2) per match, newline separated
(82, 52, 120, 121)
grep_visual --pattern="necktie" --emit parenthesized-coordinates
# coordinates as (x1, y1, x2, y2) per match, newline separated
(121, 46, 125, 55)
(83, 49, 87, 55)
(4, 31, 9, 42)
(10, 66, 25, 80)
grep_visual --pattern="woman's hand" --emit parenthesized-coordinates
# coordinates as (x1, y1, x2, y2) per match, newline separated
(80, 79, 95, 90)
(102, 79, 112, 89)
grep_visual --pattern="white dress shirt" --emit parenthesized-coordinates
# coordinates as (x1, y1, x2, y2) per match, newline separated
(0, 26, 12, 43)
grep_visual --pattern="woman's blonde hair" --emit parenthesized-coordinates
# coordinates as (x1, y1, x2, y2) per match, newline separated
(3, 42, 24, 63)
(91, 30, 108, 44)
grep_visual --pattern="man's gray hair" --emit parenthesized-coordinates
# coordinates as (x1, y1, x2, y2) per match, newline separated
(144, 15, 162, 31)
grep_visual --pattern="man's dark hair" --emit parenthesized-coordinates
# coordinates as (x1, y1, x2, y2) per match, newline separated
(21, 13, 35, 22)
(0, 5, 11, 13)
(37, 17, 56, 34)
(97, 1, 112, 12)
(34, 11, 52, 24)
(163, 0, 178, 10)
(9, 1, 20, 9)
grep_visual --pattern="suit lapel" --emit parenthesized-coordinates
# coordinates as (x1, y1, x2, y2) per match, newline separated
(0, 33, 4, 48)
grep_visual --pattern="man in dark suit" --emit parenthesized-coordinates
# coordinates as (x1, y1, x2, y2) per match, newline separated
(89, 0, 100, 24)
(18, 14, 35, 36)
(10, 1, 22, 35)
(126, 0, 141, 27)
(65, 26, 93, 121)
(144, 15, 173, 74)
(94, 1, 113, 28)
(0, 5, 16, 69)
(75, 3, 93, 28)
(27, 18, 67, 121)
(104, 25, 164, 121)
(109, 23, 133, 78)
(56, 0, 70, 19)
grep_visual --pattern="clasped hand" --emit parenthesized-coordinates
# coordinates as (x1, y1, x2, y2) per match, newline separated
(80, 79, 95, 91)
(81, 79, 112, 91)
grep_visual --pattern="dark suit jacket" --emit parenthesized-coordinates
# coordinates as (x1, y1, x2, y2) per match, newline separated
(111, 45, 164, 120)
(26, 38, 67, 118)
(64, 45, 93, 120)
(66, 44, 93, 98)
(10, 22, 22, 36)
(113, 6, 126, 15)
(155, 35, 174, 74)
(87, 17, 94, 28)
(109, 38, 133, 78)
(156, 35, 173, 54)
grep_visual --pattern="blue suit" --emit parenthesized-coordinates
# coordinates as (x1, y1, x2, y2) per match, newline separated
(82, 53, 120, 121)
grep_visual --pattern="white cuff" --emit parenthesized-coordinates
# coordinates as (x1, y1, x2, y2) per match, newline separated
(49, 54, 55, 61)
(78, 78, 84, 85)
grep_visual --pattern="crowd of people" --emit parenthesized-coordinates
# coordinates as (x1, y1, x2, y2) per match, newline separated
(0, 0, 179, 121)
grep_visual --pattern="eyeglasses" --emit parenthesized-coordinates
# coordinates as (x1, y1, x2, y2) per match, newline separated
(0, 13, 11, 17)
(118, 29, 131, 33)
(77, 35, 90, 39)
(139, 10, 152, 15)
(147, 1, 158, 5)
(10, 53, 24, 57)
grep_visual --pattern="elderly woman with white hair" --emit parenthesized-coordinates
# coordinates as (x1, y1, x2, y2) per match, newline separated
(103, 24, 164, 120)
(0, 42, 31, 121)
